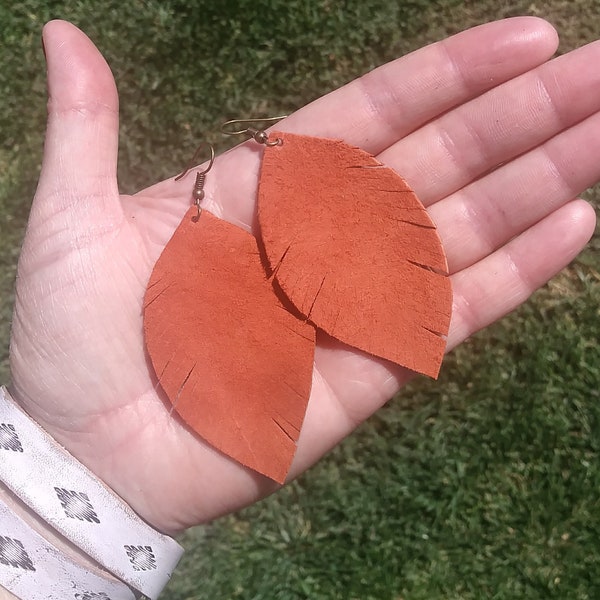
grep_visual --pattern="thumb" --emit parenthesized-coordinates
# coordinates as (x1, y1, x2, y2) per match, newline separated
(29, 20, 121, 238)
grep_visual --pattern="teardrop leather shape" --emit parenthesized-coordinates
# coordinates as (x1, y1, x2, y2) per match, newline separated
(258, 132, 452, 379)
(144, 208, 316, 483)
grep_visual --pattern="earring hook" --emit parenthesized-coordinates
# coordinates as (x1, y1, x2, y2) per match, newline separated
(220, 116, 287, 146)
(175, 141, 215, 182)
(175, 141, 215, 219)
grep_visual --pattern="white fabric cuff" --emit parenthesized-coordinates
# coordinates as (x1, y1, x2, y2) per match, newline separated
(0, 482, 136, 600)
(0, 386, 183, 599)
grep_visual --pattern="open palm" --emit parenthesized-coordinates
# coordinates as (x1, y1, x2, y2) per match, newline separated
(9, 18, 596, 535)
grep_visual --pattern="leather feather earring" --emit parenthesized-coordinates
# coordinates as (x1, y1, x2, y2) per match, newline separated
(144, 122, 452, 485)
(143, 143, 316, 484)
(222, 119, 453, 379)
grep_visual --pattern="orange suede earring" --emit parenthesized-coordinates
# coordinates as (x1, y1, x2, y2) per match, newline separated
(144, 122, 453, 485)
(143, 144, 316, 484)
(222, 120, 453, 379)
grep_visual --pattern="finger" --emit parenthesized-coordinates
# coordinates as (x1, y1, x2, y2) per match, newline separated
(448, 200, 596, 349)
(31, 20, 121, 230)
(380, 40, 600, 205)
(431, 109, 600, 273)
(282, 17, 559, 152)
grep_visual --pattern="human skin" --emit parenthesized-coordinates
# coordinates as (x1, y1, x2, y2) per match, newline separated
(5, 15, 597, 557)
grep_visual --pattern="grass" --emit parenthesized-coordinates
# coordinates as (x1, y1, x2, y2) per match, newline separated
(1, 1, 599, 598)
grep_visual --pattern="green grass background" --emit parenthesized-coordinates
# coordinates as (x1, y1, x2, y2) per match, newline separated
(1, 1, 599, 598)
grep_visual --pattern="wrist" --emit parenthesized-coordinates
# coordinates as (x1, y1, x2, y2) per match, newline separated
(6, 379, 179, 536)
(0, 386, 183, 599)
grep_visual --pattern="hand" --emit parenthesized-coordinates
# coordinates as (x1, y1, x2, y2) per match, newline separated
(9, 18, 596, 534)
